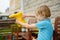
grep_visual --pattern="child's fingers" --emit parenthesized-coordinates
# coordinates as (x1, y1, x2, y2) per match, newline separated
(15, 20, 19, 24)
(22, 16, 26, 18)
(15, 20, 17, 23)
(22, 15, 26, 18)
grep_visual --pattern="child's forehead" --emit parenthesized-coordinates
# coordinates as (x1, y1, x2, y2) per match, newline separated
(35, 8, 41, 14)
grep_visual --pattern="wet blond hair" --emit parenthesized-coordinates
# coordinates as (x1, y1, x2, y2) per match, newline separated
(35, 5, 51, 18)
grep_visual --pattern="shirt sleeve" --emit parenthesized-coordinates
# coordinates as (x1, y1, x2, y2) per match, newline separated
(35, 21, 47, 29)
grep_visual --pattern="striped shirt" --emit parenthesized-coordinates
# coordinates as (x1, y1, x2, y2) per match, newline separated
(35, 18, 53, 40)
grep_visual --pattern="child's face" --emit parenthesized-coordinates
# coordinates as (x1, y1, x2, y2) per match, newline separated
(35, 13, 45, 21)
(35, 6, 46, 21)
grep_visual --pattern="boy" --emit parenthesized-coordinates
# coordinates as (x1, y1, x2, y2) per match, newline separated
(16, 5, 53, 40)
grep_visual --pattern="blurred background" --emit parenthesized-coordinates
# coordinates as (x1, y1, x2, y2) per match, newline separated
(0, 0, 60, 40)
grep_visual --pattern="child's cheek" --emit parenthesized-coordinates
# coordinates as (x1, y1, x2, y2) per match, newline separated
(37, 16, 43, 21)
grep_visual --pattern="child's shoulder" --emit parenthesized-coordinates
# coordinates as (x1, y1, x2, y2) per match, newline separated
(37, 19, 50, 25)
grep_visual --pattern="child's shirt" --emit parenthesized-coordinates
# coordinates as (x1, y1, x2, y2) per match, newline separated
(35, 18, 53, 40)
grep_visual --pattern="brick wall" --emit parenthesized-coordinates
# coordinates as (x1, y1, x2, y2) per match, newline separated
(23, 0, 60, 29)
(9, 0, 21, 14)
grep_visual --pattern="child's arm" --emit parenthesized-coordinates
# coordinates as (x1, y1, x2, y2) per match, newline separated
(23, 14, 35, 18)
(16, 20, 36, 28)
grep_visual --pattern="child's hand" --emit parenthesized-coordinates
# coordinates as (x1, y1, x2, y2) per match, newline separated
(15, 20, 20, 24)
(22, 14, 26, 18)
